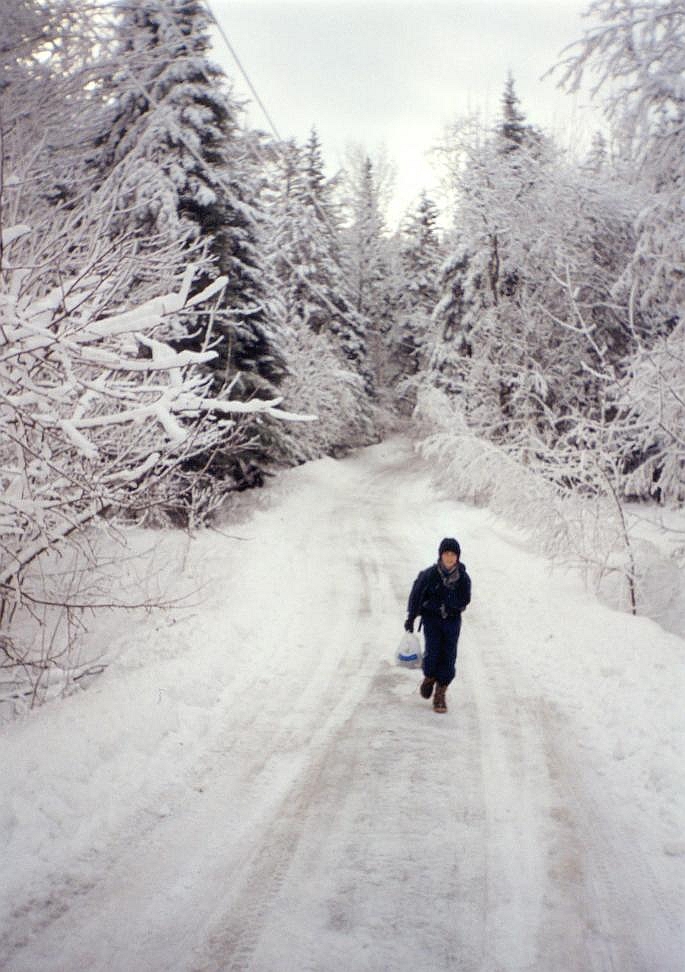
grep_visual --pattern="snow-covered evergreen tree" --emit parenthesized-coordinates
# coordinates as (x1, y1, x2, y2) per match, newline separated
(90, 0, 288, 487)
(339, 150, 398, 395)
(430, 79, 637, 450)
(344, 155, 386, 322)
(429, 90, 544, 438)
(262, 132, 375, 457)
(386, 193, 444, 408)
(399, 193, 442, 336)
(497, 72, 529, 153)
(266, 132, 364, 359)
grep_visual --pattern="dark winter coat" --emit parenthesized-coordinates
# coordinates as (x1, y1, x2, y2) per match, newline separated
(407, 562, 471, 624)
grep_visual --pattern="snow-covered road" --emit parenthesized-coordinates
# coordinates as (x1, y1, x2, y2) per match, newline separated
(2, 439, 683, 971)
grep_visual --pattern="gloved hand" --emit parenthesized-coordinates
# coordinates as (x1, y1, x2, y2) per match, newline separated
(404, 617, 414, 633)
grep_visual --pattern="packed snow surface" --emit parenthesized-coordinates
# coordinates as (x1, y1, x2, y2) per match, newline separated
(1, 439, 683, 971)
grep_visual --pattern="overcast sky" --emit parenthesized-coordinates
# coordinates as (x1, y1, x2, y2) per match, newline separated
(209, 0, 603, 224)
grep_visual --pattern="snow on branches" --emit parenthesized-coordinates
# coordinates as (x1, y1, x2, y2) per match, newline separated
(0, 226, 306, 591)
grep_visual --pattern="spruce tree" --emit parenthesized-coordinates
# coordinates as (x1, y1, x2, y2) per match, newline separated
(429, 86, 632, 447)
(340, 151, 396, 395)
(391, 193, 443, 384)
(92, 0, 287, 487)
(263, 132, 374, 453)
(498, 72, 528, 152)
(93, 0, 285, 392)
(345, 156, 386, 322)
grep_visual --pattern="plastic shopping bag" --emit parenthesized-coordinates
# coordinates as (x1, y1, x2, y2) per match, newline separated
(396, 630, 423, 668)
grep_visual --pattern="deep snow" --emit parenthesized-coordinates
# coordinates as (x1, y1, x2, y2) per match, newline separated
(1, 439, 683, 971)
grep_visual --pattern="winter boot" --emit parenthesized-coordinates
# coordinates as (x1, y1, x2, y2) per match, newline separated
(420, 676, 436, 699)
(433, 683, 448, 713)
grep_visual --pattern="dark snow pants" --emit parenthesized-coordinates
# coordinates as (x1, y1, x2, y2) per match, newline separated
(422, 615, 461, 686)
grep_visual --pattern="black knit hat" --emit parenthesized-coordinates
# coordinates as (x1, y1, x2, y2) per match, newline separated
(438, 537, 461, 557)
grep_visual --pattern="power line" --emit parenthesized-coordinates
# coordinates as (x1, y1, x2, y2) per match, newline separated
(205, 0, 281, 141)
(183, 6, 362, 313)
(201, 2, 368, 247)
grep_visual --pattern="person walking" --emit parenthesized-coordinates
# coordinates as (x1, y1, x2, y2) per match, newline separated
(405, 537, 471, 713)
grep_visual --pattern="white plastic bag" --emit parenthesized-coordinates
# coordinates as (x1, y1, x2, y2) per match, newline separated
(396, 631, 423, 668)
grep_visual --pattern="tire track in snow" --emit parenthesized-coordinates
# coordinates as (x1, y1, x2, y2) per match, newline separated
(211, 663, 491, 972)
(183, 462, 399, 970)
(191, 660, 373, 972)
(463, 604, 555, 972)
(188, 453, 414, 971)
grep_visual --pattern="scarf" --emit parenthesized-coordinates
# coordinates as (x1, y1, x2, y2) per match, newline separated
(437, 561, 461, 589)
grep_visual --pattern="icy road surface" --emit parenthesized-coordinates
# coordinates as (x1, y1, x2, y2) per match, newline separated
(2, 439, 683, 971)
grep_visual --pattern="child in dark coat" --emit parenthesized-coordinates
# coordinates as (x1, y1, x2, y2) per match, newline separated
(405, 537, 471, 713)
